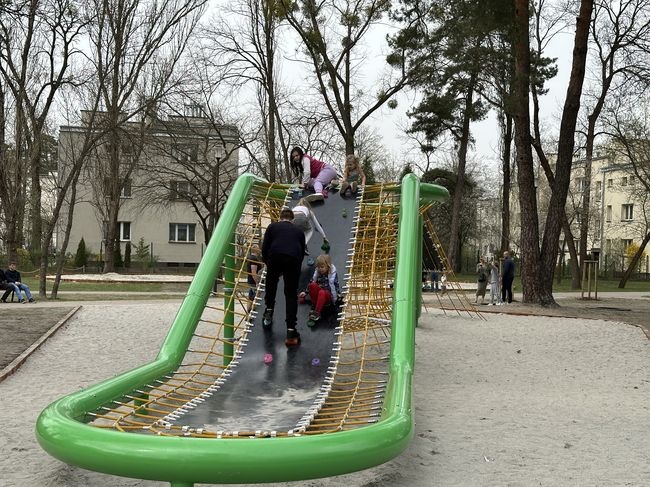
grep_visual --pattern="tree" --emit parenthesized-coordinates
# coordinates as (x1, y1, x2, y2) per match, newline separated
(0, 0, 87, 270)
(281, 0, 410, 155)
(604, 97, 650, 288)
(83, 0, 206, 273)
(421, 167, 479, 271)
(74, 238, 88, 268)
(576, 0, 650, 275)
(134, 237, 151, 263)
(512, 0, 593, 305)
(201, 0, 292, 182)
(398, 0, 512, 271)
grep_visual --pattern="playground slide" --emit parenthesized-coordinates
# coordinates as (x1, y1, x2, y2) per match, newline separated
(36, 173, 448, 486)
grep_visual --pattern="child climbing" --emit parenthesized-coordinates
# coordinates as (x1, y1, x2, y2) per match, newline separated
(340, 154, 366, 198)
(306, 254, 341, 327)
(292, 198, 328, 246)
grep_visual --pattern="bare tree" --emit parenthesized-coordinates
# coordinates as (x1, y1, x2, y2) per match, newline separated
(0, 0, 87, 267)
(604, 97, 650, 288)
(577, 0, 650, 275)
(280, 0, 410, 155)
(200, 0, 293, 182)
(83, 0, 206, 272)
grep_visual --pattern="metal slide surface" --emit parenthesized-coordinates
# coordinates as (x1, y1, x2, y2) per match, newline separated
(36, 173, 449, 486)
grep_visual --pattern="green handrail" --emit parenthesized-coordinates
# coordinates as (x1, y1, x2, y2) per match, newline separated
(36, 173, 448, 485)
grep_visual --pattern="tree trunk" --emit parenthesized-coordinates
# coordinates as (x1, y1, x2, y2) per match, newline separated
(447, 74, 477, 272)
(29, 148, 43, 265)
(512, 0, 542, 304)
(499, 111, 512, 254)
(618, 232, 650, 288)
(538, 0, 593, 305)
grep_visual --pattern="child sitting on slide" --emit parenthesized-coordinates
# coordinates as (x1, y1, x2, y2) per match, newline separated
(306, 254, 341, 327)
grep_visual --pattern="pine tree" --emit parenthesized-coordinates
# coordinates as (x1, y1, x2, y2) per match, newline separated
(74, 238, 88, 268)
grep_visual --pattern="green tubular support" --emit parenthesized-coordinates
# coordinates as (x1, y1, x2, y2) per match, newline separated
(35, 172, 448, 485)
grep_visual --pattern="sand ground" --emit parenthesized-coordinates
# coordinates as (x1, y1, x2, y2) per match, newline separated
(0, 295, 649, 486)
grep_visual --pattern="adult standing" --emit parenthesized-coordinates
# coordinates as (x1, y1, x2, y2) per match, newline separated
(262, 208, 306, 347)
(501, 251, 515, 304)
(487, 257, 500, 305)
(290, 146, 338, 200)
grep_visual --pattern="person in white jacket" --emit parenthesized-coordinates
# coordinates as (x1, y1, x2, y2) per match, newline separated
(292, 198, 328, 247)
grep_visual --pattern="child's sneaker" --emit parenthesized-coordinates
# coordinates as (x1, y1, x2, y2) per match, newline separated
(322, 188, 328, 198)
(307, 310, 320, 327)
(262, 308, 273, 329)
(285, 328, 301, 347)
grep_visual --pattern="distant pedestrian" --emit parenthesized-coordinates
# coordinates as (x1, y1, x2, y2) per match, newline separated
(5, 261, 35, 303)
(430, 268, 440, 292)
(501, 251, 515, 304)
(487, 257, 500, 305)
(475, 258, 488, 304)
(290, 146, 337, 200)
(261, 208, 306, 346)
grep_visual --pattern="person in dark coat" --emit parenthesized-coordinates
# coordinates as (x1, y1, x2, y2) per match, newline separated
(5, 261, 35, 303)
(0, 269, 13, 302)
(501, 251, 515, 304)
(261, 208, 306, 346)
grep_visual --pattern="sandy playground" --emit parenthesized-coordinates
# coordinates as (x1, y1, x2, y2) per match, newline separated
(0, 298, 649, 486)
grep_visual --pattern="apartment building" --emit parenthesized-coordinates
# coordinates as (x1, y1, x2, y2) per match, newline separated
(563, 150, 647, 273)
(57, 108, 239, 268)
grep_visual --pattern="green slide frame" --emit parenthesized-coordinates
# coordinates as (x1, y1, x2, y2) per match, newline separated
(36, 173, 448, 486)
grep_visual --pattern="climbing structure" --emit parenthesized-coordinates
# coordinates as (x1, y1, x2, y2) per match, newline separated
(36, 174, 448, 486)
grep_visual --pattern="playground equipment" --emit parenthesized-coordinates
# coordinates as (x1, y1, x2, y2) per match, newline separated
(36, 173, 448, 486)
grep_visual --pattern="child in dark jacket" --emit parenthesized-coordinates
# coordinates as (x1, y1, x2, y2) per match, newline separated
(307, 254, 340, 327)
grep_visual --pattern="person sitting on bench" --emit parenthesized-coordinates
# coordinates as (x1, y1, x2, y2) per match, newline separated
(0, 269, 13, 302)
(4, 261, 35, 303)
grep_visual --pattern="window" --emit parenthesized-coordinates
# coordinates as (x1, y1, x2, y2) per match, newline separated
(606, 205, 612, 222)
(595, 181, 602, 202)
(621, 176, 628, 186)
(173, 144, 198, 163)
(170, 180, 194, 199)
(607, 178, 613, 188)
(621, 204, 634, 221)
(119, 221, 131, 241)
(121, 179, 132, 198)
(169, 223, 196, 243)
(576, 177, 587, 192)
(103, 178, 132, 198)
(622, 239, 633, 250)
(605, 239, 612, 254)
(575, 210, 582, 224)
(629, 175, 635, 185)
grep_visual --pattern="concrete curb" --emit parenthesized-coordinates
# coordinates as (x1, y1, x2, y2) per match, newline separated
(0, 305, 82, 383)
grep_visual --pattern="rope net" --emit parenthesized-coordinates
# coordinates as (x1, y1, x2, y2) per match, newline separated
(85, 182, 447, 438)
